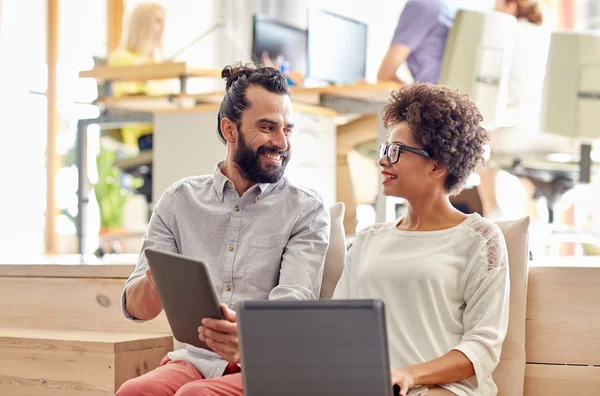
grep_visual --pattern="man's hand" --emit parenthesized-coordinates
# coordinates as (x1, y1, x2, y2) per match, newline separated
(198, 304, 240, 363)
(391, 368, 416, 396)
(124, 268, 163, 320)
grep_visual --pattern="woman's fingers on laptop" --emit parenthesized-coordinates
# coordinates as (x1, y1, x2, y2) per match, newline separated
(391, 368, 415, 396)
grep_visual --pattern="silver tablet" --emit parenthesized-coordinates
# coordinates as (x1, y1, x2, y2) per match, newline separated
(145, 248, 224, 350)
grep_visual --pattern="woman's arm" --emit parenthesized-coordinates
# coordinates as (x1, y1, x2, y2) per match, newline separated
(392, 350, 474, 395)
(452, 224, 510, 388)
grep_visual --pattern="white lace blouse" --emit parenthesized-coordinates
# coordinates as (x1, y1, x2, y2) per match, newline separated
(333, 213, 510, 396)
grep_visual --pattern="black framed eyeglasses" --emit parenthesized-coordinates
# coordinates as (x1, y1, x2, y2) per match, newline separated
(378, 143, 430, 164)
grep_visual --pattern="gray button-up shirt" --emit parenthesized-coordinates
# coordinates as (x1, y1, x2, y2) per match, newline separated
(121, 162, 331, 378)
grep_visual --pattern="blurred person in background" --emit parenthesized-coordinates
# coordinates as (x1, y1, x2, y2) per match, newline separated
(377, 0, 546, 84)
(107, 2, 171, 149)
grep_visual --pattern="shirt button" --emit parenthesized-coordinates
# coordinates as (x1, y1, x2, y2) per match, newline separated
(255, 197, 261, 202)
(234, 206, 240, 212)
(225, 285, 232, 292)
(228, 245, 235, 252)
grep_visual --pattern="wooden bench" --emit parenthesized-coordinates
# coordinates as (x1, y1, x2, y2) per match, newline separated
(0, 260, 174, 396)
(524, 264, 600, 395)
(1, 259, 599, 395)
(0, 328, 172, 395)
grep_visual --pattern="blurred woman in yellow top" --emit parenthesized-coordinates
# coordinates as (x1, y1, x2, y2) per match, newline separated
(108, 2, 171, 148)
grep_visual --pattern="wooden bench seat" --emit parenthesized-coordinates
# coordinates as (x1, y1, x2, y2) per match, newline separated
(0, 328, 173, 396)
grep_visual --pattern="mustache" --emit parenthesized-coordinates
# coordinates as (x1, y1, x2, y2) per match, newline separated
(257, 145, 290, 158)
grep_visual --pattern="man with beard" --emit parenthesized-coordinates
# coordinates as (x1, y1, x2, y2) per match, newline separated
(117, 63, 331, 396)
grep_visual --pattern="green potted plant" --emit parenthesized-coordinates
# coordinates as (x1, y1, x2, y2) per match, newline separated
(94, 147, 127, 232)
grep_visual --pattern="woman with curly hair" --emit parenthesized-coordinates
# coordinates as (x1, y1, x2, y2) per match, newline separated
(333, 83, 509, 396)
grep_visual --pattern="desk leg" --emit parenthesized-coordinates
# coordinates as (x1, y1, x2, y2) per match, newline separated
(76, 121, 89, 255)
(179, 76, 188, 93)
(104, 81, 113, 97)
(580, 143, 592, 184)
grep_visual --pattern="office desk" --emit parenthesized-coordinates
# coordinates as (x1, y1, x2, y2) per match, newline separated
(96, 82, 401, 113)
(150, 103, 338, 208)
(76, 68, 402, 252)
(80, 62, 221, 96)
(75, 101, 338, 255)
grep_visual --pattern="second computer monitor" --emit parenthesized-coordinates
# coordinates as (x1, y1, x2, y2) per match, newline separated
(252, 14, 307, 74)
(307, 9, 368, 85)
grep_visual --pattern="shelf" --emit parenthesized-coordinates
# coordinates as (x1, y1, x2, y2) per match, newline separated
(113, 150, 153, 171)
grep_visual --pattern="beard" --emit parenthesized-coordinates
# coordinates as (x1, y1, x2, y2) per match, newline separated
(233, 129, 290, 184)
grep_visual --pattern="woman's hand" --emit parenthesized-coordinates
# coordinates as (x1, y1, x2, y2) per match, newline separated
(198, 304, 240, 363)
(391, 368, 416, 396)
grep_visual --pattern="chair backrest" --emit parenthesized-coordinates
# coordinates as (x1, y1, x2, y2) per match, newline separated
(438, 9, 516, 130)
(320, 202, 346, 299)
(319, 209, 531, 395)
(493, 217, 531, 396)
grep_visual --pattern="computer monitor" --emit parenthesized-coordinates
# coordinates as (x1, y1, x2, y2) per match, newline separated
(541, 31, 600, 141)
(307, 9, 367, 85)
(438, 9, 516, 130)
(540, 31, 600, 183)
(251, 14, 307, 74)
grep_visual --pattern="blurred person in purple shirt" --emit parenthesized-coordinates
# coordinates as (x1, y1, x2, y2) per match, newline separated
(378, 0, 455, 84)
(377, 0, 545, 84)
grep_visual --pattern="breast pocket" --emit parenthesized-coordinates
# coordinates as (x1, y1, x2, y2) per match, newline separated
(245, 233, 289, 291)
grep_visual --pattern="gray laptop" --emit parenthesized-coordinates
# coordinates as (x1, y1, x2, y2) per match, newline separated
(237, 299, 395, 396)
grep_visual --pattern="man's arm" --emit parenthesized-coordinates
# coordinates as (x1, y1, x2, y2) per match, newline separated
(377, 0, 442, 82)
(377, 45, 411, 82)
(269, 196, 331, 301)
(121, 186, 179, 321)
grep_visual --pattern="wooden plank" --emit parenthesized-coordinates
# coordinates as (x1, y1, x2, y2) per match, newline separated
(99, 95, 338, 118)
(189, 82, 402, 105)
(97, 81, 400, 110)
(0, 253, 138, 265)
(0, 328, 172, 353)
(107, 0, 123, 53)
(0, 342, 114, 395)
(526, 266, 600, 365)
(113, 150, 153, 170)
(114, 345, 172, 390)
(45, 0, 60, 254)
(0, 331, 172, 395)
(524, 363, 600, 396)
(79, 62, 221, 81)
(0, 277, 171, 333)
(0, 264, 135, 278)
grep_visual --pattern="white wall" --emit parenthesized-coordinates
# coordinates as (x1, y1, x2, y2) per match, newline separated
(124, 0, 411, 83)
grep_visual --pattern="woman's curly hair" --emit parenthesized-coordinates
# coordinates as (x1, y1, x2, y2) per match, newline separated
(382, 83, 489, 195)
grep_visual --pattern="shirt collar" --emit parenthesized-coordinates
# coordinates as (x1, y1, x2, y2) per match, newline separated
(212, 162, 229, 201)
(212, 161, 281, 201)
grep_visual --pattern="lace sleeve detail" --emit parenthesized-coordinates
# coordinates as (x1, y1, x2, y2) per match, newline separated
(471, 220, 508, 272)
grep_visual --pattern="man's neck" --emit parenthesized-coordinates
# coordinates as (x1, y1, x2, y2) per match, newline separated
(221, 158, 255, 197)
